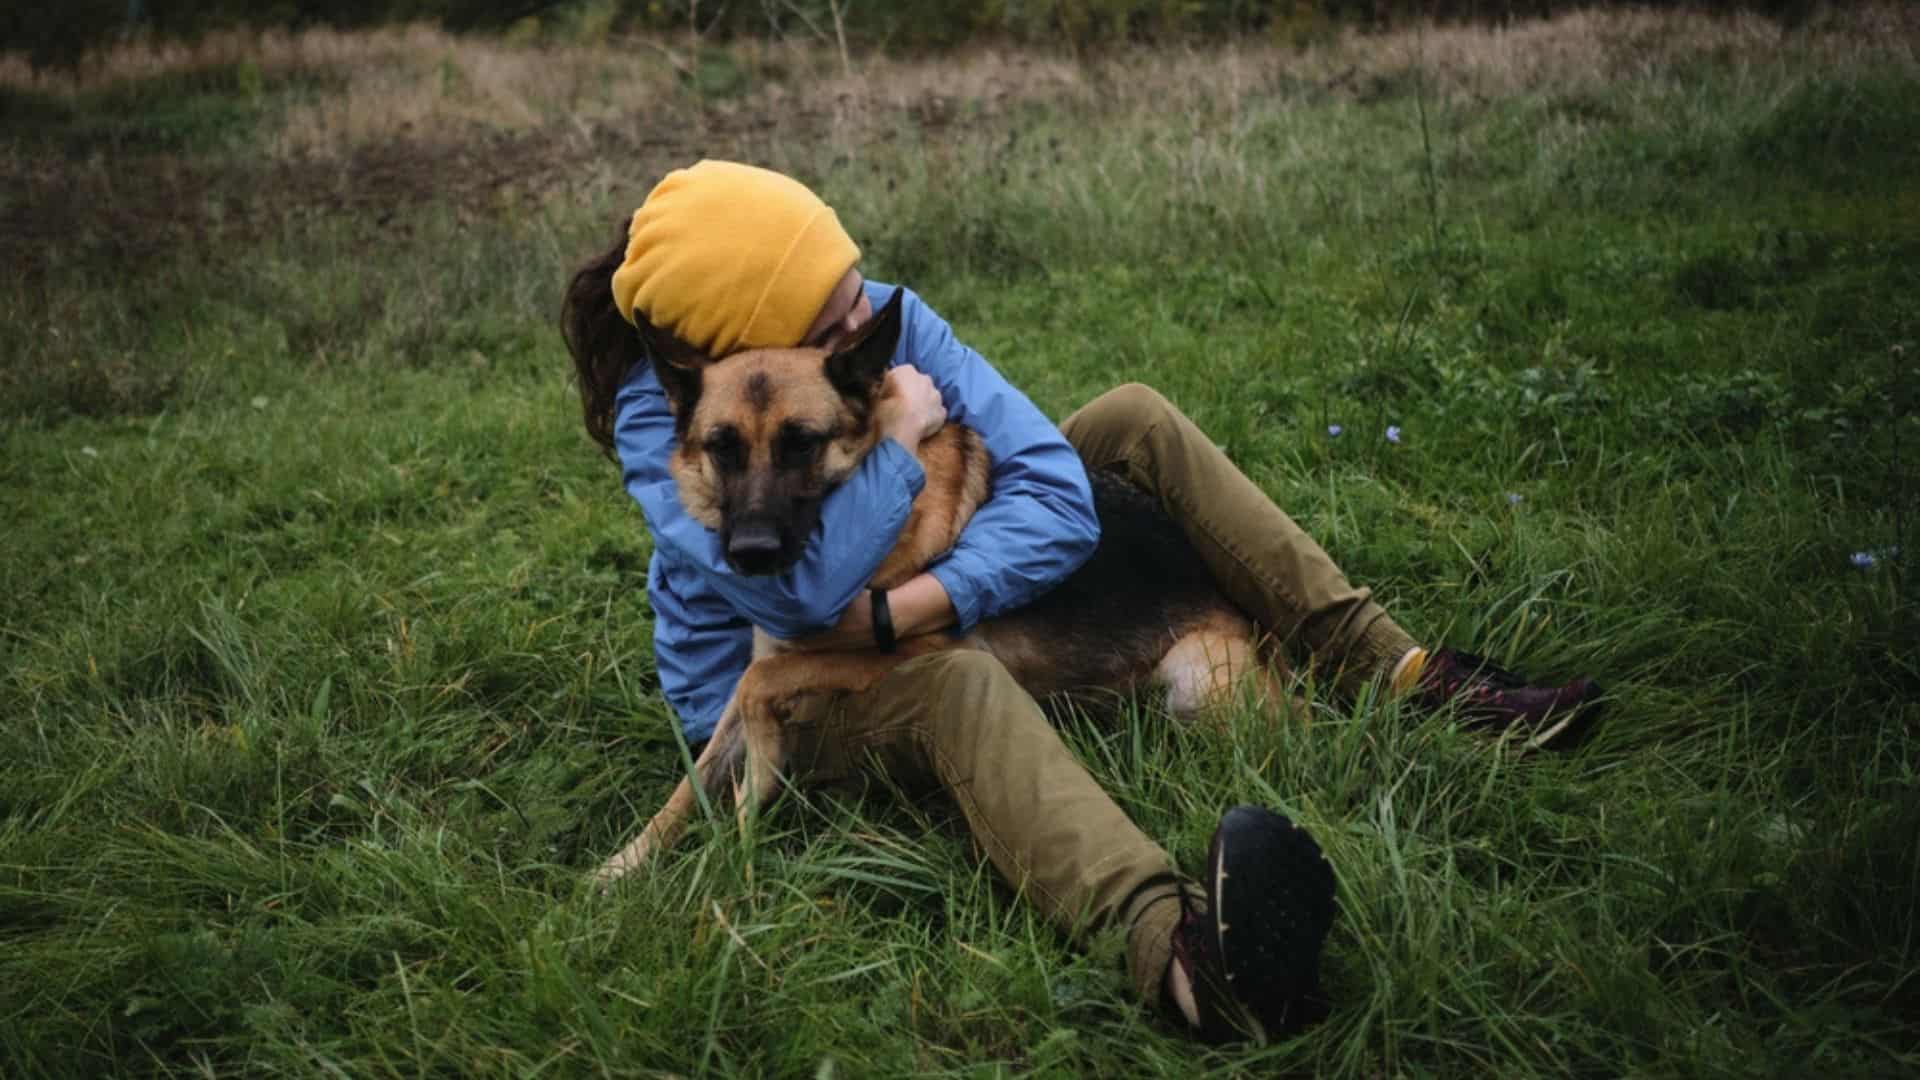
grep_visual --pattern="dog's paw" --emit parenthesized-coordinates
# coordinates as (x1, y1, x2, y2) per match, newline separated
(590, 862, 630, 894)
(592, 837, 657, 892)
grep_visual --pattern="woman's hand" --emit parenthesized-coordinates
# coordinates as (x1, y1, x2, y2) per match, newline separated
(876, 365, 946, 451)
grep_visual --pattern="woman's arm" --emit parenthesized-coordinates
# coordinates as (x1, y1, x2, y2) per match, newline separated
(614, 368, 928, 640)
(615, 282, 1097, 642)
(779, 570, 955, 650)
(885, 284, 1101, 632)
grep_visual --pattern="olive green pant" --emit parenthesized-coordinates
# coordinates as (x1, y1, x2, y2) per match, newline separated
(778, 383, 1417, 1006)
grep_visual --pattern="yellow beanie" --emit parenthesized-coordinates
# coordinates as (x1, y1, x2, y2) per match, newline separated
(610, 160, 861, 356)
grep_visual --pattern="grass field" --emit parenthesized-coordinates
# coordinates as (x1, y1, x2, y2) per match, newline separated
(3, 6, 1918, 1076)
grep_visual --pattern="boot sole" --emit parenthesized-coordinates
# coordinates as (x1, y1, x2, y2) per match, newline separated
(1207, 806, 1338, 1041)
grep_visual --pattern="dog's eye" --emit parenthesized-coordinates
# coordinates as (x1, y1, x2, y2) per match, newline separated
(703, 428, 745, 471)
(777, 426, 826, 468)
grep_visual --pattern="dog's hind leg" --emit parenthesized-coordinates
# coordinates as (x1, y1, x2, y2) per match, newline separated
(595, 699, 748, 888)
(1156, 610, 1294, 721)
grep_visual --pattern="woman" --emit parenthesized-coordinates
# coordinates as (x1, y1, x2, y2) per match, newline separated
(560, 160, 1600, 1043)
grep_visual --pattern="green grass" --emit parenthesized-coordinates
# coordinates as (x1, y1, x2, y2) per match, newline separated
(0, 60, 336, 156)
(4, 17, 1919, 1077)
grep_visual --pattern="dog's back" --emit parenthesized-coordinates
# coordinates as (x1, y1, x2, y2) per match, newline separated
(971, 466, 1261, 708)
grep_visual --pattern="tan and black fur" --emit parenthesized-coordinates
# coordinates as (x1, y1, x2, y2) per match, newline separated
(596, 291, 1283, 884)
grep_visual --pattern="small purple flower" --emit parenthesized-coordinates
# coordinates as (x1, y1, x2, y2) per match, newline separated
(1850, 551, 1877, 570)
(1506, 492, 1524, 506)
(1385, 425, 1402, 444)
(1327, 424, 1343, 438)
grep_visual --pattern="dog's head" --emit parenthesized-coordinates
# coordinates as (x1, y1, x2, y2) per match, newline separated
(654, 288, 906, 576)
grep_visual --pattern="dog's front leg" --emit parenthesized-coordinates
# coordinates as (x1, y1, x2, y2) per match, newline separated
(598, 640, 953, 886)
(728, 645, 955, 833)
(735, 684, 788, 835)
(595, 697, 748, 887)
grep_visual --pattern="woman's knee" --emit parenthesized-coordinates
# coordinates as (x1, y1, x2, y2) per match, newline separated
(1109, 382, 1173, 413)
(1063, 382, 1176, 451)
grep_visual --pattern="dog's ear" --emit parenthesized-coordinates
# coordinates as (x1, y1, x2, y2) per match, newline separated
(824, 287, 904, 401)
(653, 356, 703, 419)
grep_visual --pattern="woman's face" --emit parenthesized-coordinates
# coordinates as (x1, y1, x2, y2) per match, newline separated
(800, 267, 871, 353)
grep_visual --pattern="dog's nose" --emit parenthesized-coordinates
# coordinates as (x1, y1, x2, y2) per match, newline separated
(727, 524, 783, 574)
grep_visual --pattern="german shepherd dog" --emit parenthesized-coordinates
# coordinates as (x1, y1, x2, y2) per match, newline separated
(596, 290, 1284, 883)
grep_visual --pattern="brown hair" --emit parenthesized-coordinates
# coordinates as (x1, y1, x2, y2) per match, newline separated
(559, 218, 708, 456)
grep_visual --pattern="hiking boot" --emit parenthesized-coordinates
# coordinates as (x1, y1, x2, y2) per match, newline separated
(1414, 647, 1604, 750)
(1168, 805, 1337, 1044)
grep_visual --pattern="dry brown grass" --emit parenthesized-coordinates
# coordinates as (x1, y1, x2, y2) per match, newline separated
(2, 5, 1914, 278)
(0, 24, 429, 97)
(5, 6, 1914, 163)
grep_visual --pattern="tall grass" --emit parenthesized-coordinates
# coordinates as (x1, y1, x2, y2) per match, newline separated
(3, 7, 1918, 1076)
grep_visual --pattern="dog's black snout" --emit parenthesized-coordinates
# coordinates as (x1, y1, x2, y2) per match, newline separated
(727, 523, 784, 574)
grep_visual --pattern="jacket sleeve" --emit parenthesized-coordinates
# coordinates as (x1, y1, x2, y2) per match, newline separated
(614, 366, 926, 640)
(893, 287, 1100, 631)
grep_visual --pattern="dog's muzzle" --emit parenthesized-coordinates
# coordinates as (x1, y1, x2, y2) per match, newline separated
(725, 520, 786, 576)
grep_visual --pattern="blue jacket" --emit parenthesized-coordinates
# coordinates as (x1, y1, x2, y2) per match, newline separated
(612, 282, 1100, 742)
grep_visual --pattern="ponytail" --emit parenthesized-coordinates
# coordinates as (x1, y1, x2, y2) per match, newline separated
(559, 217, 705, 456)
